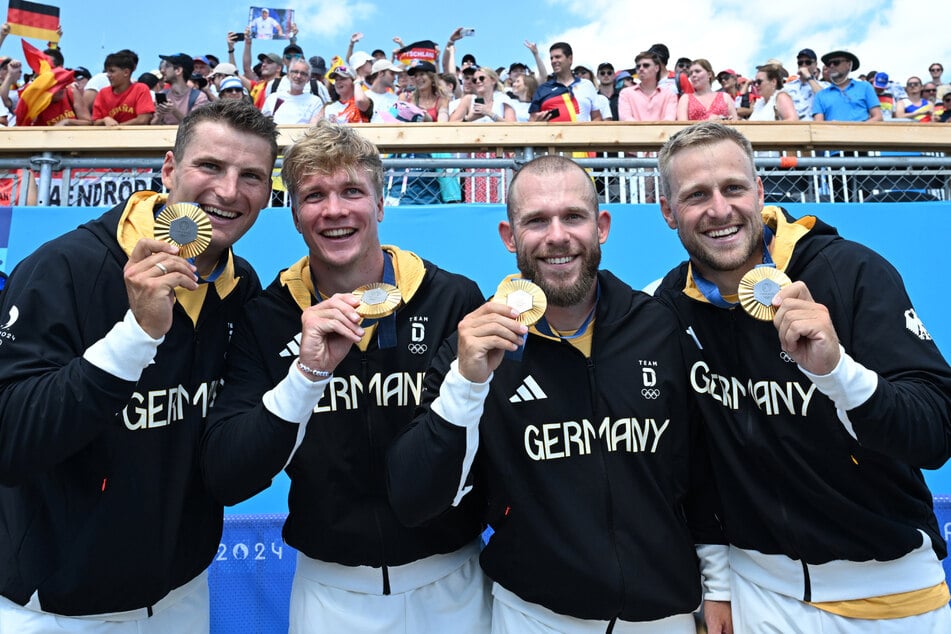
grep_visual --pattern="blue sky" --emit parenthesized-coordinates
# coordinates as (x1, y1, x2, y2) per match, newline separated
(4, 1, 948, 87)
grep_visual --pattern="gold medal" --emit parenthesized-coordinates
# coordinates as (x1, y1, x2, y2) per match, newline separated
(495, 279, 547, 326)
(738, 267, 792, 321)
(353, 283, 402, 319)
(154, 203, 213, 259)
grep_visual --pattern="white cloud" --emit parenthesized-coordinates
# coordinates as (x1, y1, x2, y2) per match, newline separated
(293, 0, 377, 39)
(536, 0, 951, 85)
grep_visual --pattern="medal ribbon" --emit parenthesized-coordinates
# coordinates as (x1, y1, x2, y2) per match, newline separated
(359, 253, 398, 350)
(505, 281, 600, 361)
(692, 225, 774, 309)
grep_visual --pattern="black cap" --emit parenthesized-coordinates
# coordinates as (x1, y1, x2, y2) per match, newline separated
(407, 61, 437, 75)
(797, 48, 817, 61)
(283, 44, 303, 57)
(159, 53, 194, 78)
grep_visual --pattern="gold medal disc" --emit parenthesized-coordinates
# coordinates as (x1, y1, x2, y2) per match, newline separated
(494, 279, 547, 326)
(154, 203, 213, 259)
(738, 267, 792, 321)
(353, 283, 402, 319)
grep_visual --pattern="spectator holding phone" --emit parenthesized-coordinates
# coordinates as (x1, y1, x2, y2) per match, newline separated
(152, 53, 209, 125)
(449, 67, 515, 122)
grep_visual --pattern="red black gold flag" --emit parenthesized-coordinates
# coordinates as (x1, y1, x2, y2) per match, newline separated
(6, 1, 60, 43)
(396, 40, 437, 67)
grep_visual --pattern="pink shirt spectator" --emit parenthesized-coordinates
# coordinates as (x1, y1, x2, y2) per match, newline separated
(618, 84, 678, 121)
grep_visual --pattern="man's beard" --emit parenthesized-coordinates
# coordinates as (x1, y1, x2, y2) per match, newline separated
(678, 221, 762, 277)
(516, 244, 601, 307)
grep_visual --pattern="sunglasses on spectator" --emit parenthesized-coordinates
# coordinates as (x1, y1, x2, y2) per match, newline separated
(907, 82, 921, 87)
(826, 59, 849, 67)
(473, 75, 488, 83)
(944, 96, 951, 102)
(797, 59, 813, 66)
(931, 67, 943, 72)
(636, 62, 653, 69)
(598, 69, 614, 75)
(221, 88, 243, 94)
(753, 79, 766, 86)
(923, 88, 937, 93)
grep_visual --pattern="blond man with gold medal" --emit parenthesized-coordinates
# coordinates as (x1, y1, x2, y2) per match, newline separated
(201, 121, 489, 633)
(656, 121, 951, 632)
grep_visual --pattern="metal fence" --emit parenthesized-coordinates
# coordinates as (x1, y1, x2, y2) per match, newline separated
(2, 150, 949, 207)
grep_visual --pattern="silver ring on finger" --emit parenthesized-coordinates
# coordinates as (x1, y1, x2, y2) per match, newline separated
(154, 262, 168, 275)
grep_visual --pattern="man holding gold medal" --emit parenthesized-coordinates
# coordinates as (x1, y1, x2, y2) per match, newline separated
(655, 121, 951, 632)
(0, 100, 278, 631)
(387, 155, 731, 633)
(200, 121, 489, 632)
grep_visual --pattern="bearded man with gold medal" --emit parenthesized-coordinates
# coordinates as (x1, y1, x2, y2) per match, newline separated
(656, 122, 951, 633)
(388, 155, 729, 633)
(201, 121, 488, 633)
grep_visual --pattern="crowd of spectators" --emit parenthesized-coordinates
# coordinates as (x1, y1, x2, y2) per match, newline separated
(1, 21, 949, 128)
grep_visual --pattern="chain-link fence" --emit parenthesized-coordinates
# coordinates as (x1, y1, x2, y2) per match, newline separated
(3, 150, 949, 207)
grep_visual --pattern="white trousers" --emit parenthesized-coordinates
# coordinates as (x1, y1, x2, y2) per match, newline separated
(288, 545, 491, 633)
(732, 568, 951, 633)
(0, 572, 209, 634)
(490, 582, 697, 634)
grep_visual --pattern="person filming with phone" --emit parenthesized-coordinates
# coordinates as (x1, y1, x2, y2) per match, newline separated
(449, 67, 515, 122)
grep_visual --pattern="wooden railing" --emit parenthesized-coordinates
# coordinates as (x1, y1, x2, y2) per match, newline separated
(1, 122, 948, 158)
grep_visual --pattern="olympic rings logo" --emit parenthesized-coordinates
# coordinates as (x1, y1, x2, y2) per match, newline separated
(408, 343, 428, 355)
(780, 351, 794, 363)
(641, 388, 660, 399)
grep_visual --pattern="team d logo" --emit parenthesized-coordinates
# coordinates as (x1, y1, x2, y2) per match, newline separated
(641, 367, 660, 399)
(408, 322, 427, 355)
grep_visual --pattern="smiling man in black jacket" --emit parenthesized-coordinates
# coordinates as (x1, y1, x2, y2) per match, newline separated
(387, 154, 730, 633)
(0, 100, 277, 632)
(201, 120, 489, 633)
(655, 121, 951, 632)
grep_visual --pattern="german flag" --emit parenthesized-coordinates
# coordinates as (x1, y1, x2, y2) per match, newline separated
(6, 1, 60, 44)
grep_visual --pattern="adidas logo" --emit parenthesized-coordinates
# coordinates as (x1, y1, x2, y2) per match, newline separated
(279, 333, 302, 357)
(509, 375, 547, 403)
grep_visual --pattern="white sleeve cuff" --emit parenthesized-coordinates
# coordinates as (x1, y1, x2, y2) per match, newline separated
(696, 543, 731, 601)
(431, 359, 491, 428)
(83, 309, 163, 381)
(799, 345, 878, 440)
(262, 360, 330, 424)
